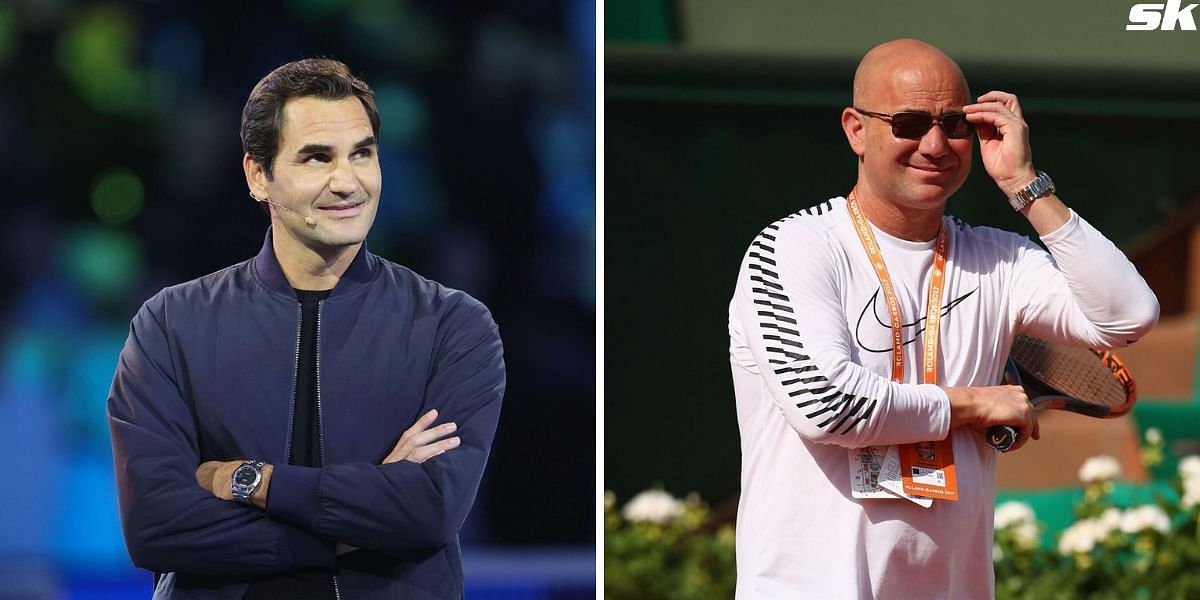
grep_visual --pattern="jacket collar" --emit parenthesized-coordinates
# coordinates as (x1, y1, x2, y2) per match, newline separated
(253, 227, 377, 298)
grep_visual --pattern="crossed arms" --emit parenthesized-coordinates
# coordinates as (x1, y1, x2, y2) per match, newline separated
(107, 293, 505, 577)
(194, 408, 461, 555)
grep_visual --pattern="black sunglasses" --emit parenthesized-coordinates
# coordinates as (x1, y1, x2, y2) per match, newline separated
(854, 107, 974, 140)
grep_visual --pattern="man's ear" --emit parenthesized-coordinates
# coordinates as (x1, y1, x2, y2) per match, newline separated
(841, 108, 866, 158)
(243, 154, 269, 200)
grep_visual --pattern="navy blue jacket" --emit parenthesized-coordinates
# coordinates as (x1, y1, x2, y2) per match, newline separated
(107, 231, 505, 599)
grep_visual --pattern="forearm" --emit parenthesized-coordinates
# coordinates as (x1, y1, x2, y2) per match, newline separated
(265, 454, 485, 553)
(122, 504, 335, 576)
(109, 311, 337, 576)
(790, 359, 950, 447)
(1031, 207, 1159, 345)
(731, 251, 950, 448)
(1020, 192, 1071, 237)
(199, 458, 448, 556)
(114, 447, 335, 575)
(945, 386, 1021, 430)
(199, 460, 448, 554)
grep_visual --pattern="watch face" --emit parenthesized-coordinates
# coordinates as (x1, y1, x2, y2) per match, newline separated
(234, 466, 257, 486)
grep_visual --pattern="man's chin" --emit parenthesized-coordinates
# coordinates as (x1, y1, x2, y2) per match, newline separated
(313, 234, 367, 250)
(907, 178, 964, 205)
(311, 220, 373, 247)
(898, 186, 945, 205)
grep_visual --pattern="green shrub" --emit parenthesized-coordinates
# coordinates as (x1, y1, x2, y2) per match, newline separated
(606, 430, 1200, 599)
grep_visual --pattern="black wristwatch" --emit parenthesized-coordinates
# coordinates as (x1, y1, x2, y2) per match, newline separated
(231, 460, 265, 504)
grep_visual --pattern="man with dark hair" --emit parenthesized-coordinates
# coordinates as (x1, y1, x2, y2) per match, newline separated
(241, 58, 381, 180)
(108, 58, 505, 599)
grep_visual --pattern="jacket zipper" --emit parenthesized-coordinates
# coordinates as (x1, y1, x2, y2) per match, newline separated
(315, 301, 341, 600)
(284, 304, 302, 466)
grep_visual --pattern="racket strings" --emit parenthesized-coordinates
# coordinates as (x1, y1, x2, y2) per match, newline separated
(1010, 335, 1127, 408)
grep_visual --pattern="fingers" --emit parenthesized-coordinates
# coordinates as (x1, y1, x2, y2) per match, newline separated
(387, 426, 458, 464)
(1003, 392, 1039, 452)
(384, 409, 461, 464)
(963, 92, 1036, 192)
(971, 91, 1023, 118)
(406, 421, 459, 449)
(404, 436, 462, 464)
(955, 384, 1042, 452)
(407, 408, 440, 435)
(963, 94, 1024, 144)
(196, 461, 218, 491)
(1008, 415, 1038, 452)
(965, 384, 1040, 452)
(195, 460, 243, 499)
(963, 103, 1026, 137)
(389, 409, 442, 453)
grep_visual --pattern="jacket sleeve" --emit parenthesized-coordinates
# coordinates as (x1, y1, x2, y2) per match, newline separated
(108, 295, 337, 576)
(728, 218, 950, 449)
(1011, 210, 1159, 348)
(264, 296, 505, 553)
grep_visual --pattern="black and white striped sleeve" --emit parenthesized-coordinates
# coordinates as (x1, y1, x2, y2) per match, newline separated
(729, 212, 949, 448)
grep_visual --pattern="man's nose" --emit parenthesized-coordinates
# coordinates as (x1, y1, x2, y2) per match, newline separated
(918, 122, 950, 158)
(328, 158, 359, 197)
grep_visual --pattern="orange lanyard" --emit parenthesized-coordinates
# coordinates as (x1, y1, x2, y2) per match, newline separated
(847, 192, 948, 385)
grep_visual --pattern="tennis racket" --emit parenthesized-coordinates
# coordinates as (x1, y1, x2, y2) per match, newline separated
(986, 333, 1137, 452)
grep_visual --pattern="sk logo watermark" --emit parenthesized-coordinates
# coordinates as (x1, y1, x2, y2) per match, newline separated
(1128, 0, 1199, 30)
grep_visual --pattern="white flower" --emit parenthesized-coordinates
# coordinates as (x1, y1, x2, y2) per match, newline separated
(1013, 522, 1040, 550)
(1078, 455, 1122, 484)
(1098, 508, 1122, 535)
(1181, 477, 1200, 510)
(1057, 510, 1125, 556)
(1180, 455, 1200, 482)
(1119, 505, 1170, 534)
(1181, 457, 1200, 510)
(1059, 519, 1100, 554)
(622, 489, 683, 524)
(994, 501, 1036, 529)
(1145, 427, 1163, 445)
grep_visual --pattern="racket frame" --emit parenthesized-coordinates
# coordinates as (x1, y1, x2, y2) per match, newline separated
(986, 341, 1136, 452)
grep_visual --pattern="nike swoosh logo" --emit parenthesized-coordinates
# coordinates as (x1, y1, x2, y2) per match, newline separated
(854, 286, 978, 353)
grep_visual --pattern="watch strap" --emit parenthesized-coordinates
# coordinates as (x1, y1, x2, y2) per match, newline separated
(1007, 170, 1055, 212)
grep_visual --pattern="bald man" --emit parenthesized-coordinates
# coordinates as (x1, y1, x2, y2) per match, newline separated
(728, 39, 1158, 598)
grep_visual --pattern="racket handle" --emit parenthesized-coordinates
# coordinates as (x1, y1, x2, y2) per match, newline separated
(986, 425, 1019, 452)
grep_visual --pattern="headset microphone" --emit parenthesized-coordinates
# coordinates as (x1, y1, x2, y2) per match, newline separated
(251, 195, 316, 227)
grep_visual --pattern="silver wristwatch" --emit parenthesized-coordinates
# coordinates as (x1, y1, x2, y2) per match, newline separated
(231, 460, 265, 504)
(1007, 170, 1055, 212)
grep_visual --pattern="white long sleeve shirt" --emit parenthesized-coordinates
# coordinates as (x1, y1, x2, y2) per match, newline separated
(728, 196, 1158, 599)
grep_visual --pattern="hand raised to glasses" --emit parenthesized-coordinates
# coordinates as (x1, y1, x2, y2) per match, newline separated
(963, 91, 1037, 197)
